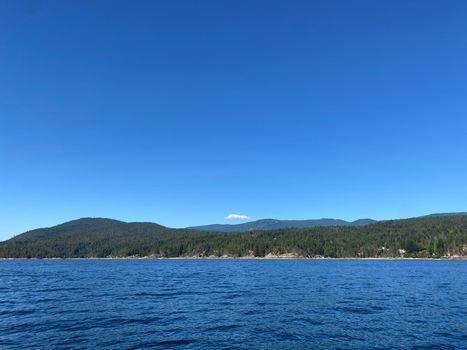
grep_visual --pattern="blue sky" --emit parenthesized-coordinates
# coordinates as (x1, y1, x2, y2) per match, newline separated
(1, 0, 467, 240)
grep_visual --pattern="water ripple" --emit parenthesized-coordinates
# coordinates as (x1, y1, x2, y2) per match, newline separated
(0, 260, 466, 349)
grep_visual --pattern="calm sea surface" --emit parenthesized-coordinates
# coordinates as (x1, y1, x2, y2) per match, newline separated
(0, 260, 466, 349)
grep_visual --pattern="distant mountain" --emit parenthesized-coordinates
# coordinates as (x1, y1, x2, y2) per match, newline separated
(188, 218, 377, 232)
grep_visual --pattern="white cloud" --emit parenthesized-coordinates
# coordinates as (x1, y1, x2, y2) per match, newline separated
(225, 214, 251, 220)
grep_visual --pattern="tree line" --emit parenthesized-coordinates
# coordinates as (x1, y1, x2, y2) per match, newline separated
(1, 216, 466, 258)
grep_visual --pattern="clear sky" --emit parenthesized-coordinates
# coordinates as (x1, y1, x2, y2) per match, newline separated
(1, 0, 467, 240)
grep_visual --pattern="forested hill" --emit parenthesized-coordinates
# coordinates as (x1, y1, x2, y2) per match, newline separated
(1, 215, 467, 259)
(0, 218, 207, 258)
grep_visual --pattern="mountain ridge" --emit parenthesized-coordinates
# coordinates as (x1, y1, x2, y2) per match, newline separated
(187, 218, 377, 232)
(1, 214, 467, 259)
(6, 212, 467, 240)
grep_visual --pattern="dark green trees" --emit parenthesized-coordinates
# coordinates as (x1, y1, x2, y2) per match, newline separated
(1, 215, 466, 258)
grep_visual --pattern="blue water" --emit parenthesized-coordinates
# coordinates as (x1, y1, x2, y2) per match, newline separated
(0, 260, 466, 349)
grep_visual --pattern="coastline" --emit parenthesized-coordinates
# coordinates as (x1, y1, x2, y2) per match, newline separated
(1, 256, 466, 260)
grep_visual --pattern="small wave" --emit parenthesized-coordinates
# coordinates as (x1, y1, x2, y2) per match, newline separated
(127, 338, 192, 349)
(204, 324, 241, 332)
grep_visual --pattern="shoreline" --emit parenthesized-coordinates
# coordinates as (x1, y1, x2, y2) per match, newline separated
(1, 256, 466, 261)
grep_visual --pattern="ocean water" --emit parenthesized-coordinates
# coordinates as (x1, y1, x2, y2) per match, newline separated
(0, 260, 466, 349)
